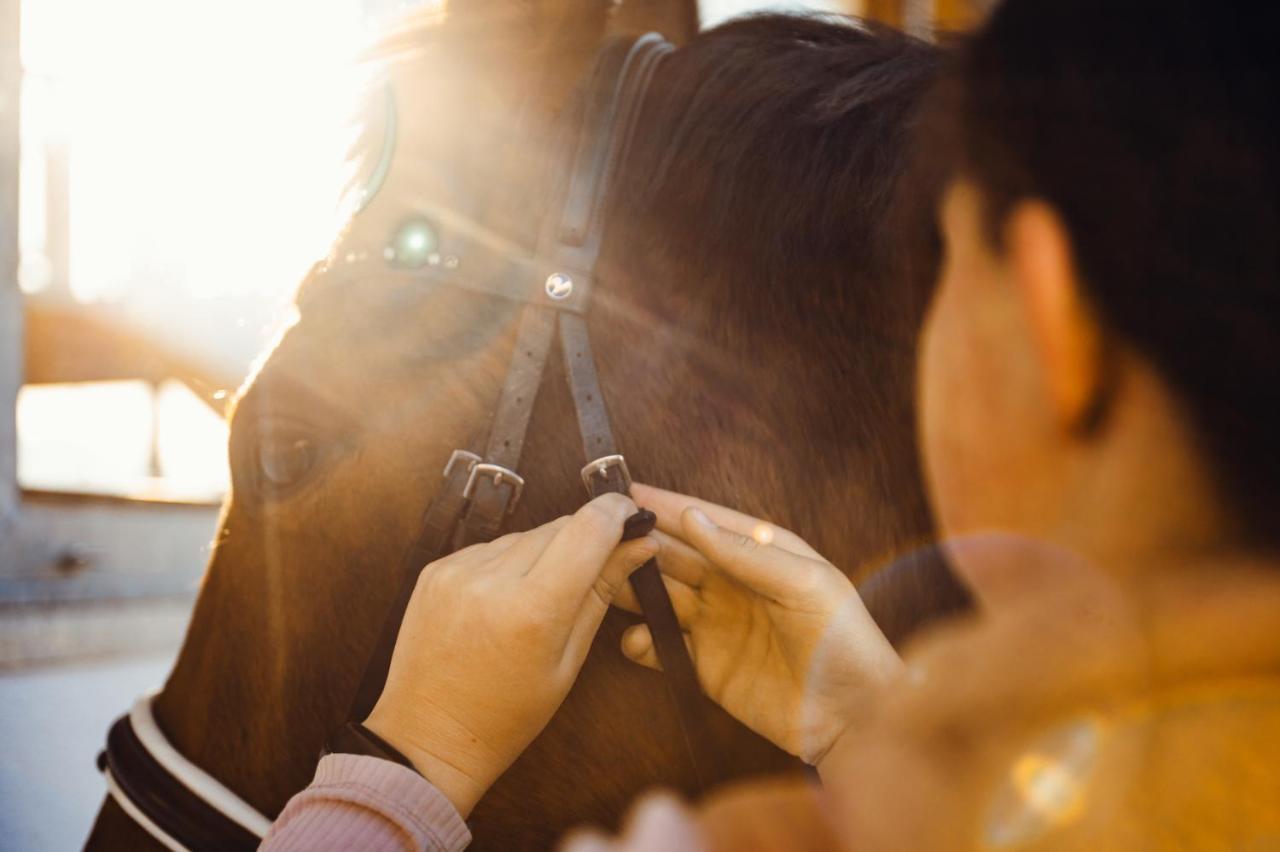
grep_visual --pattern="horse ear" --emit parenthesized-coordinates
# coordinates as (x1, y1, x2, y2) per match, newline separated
(608, 0, 699, 45)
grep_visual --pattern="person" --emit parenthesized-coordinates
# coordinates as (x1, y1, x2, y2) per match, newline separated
(262, 0, 1280, 848)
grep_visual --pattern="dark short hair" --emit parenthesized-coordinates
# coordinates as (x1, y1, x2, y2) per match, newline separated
(950, 0, 1280, 544)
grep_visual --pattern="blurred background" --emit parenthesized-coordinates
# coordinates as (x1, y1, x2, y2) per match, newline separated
(0, 0, 990, 847)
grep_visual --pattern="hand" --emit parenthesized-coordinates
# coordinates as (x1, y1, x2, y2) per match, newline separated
(365, 493, 658, 817)
(617, 485, 901, 769)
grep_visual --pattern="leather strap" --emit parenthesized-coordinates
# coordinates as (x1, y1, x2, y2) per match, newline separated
(563, 312, 713, 792)
(560, 313, 623, 477)
(456, 304, 557, 546)
(323, 721, 417, 772)
(554, 38, 715, 791)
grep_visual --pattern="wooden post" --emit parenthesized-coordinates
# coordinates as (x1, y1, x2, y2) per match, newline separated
(862, 0, 904, 27)
(902, 0, 933, 38)
(934, 0, 989, 32)
(0, 0, 22, 534)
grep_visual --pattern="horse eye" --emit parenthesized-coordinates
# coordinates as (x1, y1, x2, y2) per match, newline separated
(256, 435, 316, 488)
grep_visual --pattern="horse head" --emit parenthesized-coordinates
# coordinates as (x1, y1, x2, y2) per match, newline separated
(89, 4, 960, 848)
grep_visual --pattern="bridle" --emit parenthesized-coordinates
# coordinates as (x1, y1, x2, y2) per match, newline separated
(99, 33, 715, 851)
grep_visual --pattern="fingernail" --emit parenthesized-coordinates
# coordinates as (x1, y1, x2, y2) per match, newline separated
(688, 507, 714, 528)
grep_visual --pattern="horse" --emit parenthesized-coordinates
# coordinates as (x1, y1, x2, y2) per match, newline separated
(87, 3, 965, 848)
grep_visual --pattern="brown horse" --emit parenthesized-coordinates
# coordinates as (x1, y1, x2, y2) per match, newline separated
(87, 3, 962, 848)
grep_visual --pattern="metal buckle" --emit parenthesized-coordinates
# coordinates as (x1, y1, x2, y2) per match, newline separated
(580, 454, 632, 494)
(463, 462, 526, 512)
(443, 450, 481, 479)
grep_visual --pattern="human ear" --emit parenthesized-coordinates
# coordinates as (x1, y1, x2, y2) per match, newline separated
(1004, 201, 1107, 433)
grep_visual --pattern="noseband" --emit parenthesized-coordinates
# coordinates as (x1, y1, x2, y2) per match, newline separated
(100, 33, 715, 851)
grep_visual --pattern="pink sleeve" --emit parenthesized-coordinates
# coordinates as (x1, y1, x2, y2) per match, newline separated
(261, 754, 472, 852)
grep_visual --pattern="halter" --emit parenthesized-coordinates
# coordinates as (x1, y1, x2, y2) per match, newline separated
(100, 33, 715, 851)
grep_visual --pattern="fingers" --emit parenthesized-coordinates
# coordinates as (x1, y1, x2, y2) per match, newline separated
(631, 483, 821, 559)
(650, 531, 710, 587)
(588, 538, 660, 621)
(679, 506, 832, 603)
(563, 536, 659, 663)
(619, 623, 695, 672)
(530, 493, 636, 597)
(562, 794, 697, 852)
(485, 515, 571, 571)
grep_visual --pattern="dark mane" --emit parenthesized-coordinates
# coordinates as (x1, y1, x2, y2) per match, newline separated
(570, 15, 946, 564)
(616, 15, 942, 342)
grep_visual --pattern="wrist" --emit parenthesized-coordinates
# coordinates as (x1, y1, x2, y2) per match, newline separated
(807, 642, 903, 770)
(363, 702, 494, 818)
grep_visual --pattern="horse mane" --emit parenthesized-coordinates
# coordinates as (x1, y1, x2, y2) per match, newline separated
(591, 14, 945, 560)
(619, 14, 942, 340)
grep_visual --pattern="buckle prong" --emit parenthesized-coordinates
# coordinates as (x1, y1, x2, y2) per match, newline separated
(443, 450, 481, 479)
(463, 462, 526, 513)
(580, 454, 632, 494)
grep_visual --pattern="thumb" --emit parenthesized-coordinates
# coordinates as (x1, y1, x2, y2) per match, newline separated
(564, 537, 659, 663)
(620, 623, 695, 673)
(679, 507, 820, 603)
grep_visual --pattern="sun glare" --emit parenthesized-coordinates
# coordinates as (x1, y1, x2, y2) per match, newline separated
(15, 0, 427, 502)
(19, 0, 373, 304)
(17, 380, 230, 502)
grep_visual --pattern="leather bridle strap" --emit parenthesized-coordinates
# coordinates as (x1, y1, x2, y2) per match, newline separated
(549, 34, 713, 791)
(455, 304, 556, 546)
(561, 313, 714, 792)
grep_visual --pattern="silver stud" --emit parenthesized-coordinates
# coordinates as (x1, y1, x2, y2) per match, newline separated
(382, 246, 396, 261)
(545, 272, 574, 300)
(427, 252, 441, 267)
(443, 255, 460, 270)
